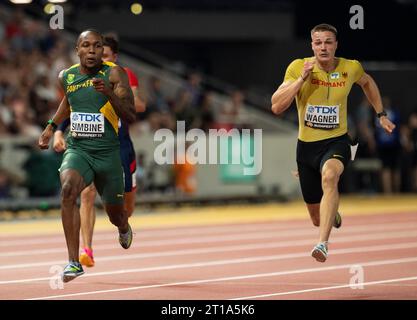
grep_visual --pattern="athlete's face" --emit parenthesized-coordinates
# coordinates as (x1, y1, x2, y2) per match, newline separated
(76, 32, 104, 70)
(102, 46, 117, 63)
(311, 31, 338, 63)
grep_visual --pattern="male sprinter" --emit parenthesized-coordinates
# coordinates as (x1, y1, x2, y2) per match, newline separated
(53, 35, 146, 267)
(271, 23, 395, 262)
(38, 30, 136, 282)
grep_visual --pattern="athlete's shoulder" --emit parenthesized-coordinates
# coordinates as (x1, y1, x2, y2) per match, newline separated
(63, 63, 80, 74)
(287, 58, 305, 69)
(338, 57, 363, 68)
(103, 61, 118, 67)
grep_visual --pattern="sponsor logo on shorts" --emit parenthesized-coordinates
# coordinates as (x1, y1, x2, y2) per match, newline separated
(117, 194, 124, 198)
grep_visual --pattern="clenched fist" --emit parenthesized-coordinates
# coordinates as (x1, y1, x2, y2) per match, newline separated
(301, 58, 315, 81)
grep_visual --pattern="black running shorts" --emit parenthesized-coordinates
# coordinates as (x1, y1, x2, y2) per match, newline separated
(296, 133, 352, 204)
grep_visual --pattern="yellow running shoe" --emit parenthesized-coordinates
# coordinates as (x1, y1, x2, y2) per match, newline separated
(79, 248, 95, 267)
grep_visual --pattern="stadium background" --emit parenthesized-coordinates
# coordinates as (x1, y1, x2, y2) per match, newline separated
(1, 0, 417, 213)
(2, 0, 417, 303)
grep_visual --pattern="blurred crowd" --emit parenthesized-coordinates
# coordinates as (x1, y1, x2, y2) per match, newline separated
(1, 9, 417, 201)
(348, 97, 417, 194)
(0, 10, 251, 199)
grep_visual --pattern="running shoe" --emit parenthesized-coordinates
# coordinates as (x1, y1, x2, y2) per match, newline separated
(79, 248, 95, 267)
(333, 212, 342, 229)
(62, 261, 84, 283)
(119, 223, 133, 249)
(311, 242, 328, 263)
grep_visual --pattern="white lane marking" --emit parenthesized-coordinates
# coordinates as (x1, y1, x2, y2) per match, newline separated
(1, 218, 416, 247)
(231, 276, 417, 300)
(1, 227, 417, 271)
(1, 228, 417, 271)
(0, 221, 301, 247)
(26, 256, 417, 300)
(1, 221, 417, 258)
(3, 241, 417, 285)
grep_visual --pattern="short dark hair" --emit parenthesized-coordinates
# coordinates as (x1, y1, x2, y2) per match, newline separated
(103, 35, 119, 54)
(77, 29, 103, 45)
(311, 23, 337, 40)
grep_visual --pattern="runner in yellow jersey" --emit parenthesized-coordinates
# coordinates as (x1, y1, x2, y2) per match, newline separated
(271, 23, 395, 262)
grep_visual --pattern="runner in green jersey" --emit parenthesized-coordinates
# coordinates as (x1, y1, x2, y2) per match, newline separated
(38, 30, 136, 283)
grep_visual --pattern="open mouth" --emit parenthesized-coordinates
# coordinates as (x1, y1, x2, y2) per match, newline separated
(86, 57, 96, 63)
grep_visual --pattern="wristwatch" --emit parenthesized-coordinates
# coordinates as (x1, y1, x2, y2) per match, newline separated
(376, 111, 387, 118)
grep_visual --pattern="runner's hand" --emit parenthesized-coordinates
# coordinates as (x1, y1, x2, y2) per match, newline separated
(53, 130, 67, 153)
(92, 78, 111, 96)
(301, 58, 315, 80)
(379, 116, 396, 134)
(38, 127, 54, 150)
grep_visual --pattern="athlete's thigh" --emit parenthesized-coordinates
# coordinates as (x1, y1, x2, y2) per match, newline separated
(319, 138, 351, 171)
(296, 140, 322, 204)
(297, 161, 323, 204)
(94, 149, 124, 206)
(60, 149, 94, 187)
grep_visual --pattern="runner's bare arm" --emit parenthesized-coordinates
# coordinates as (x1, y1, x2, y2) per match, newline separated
(271, 59, 315, 115)
(39, 71, 71, 149)
(356, 72, 396, 134)
(93, 66, 135, 123)
(131, 85, 146, 113)
(271, 80, 303, 115)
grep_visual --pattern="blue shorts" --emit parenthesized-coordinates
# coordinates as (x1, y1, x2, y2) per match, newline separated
(120, 139, 136, 193)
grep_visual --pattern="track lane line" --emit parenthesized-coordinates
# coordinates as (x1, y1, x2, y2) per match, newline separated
(2, 221, 417, 258)
(3, 241, 417, 285)
(231, 276, 417, 300)
(25, 256, 417, 300)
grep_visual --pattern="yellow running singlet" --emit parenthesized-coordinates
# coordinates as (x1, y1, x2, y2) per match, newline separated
(284, 57, 364, 142)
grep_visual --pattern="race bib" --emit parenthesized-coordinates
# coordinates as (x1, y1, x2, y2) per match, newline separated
(304, 104, 340, 129)
(70, 112, 105, 138)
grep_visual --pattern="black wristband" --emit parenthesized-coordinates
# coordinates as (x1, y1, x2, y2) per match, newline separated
(377, 111, 387, 118)
(46, 119, 58, 131)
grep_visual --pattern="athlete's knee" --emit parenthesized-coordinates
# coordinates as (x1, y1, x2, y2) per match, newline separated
(81, 185, 96, 205)
(106, 206, 127, 227)
(321, 169, 340, 188)
(312, 218, 320, 227)
(61, 181, 79, 204)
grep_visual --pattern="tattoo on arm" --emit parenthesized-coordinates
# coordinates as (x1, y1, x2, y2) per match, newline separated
(108, 66, 136, 123)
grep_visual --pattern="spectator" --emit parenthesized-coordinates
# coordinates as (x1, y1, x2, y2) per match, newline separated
(374, 97, 402, 194)
(173, 89, 197, 131)
(182, 71, 203, 108)
(195, 91, 216, 132)
(0, 168, 12, 199)
(23, 143, 62, 197)
(402, 108, 417, 192)
(218, 89, 250, 130)
(173, 142, 197, 195)
(146, 76, 170, 115)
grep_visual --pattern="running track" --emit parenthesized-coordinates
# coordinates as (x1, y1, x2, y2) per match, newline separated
(1, 196, 417, 300)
